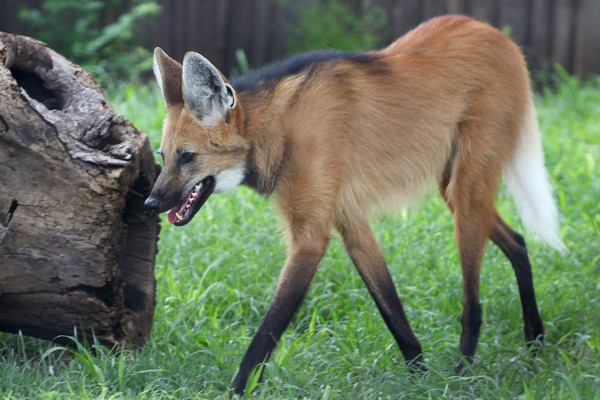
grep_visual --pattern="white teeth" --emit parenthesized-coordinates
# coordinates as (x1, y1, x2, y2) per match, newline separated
(189, 182, 202, 200)
(182, 182, 202, 214)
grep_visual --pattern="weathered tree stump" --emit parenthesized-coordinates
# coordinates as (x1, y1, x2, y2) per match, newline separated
(0, 32, 160, 347)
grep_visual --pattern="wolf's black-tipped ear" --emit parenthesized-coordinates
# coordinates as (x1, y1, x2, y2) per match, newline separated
(182, 52, 236, 125)
(153, 48, 183, 106)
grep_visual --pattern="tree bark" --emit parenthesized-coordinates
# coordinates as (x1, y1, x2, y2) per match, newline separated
(0, 32, 160, 348)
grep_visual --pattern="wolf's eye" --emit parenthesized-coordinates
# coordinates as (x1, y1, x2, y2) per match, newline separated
(178, 151, 196, 165)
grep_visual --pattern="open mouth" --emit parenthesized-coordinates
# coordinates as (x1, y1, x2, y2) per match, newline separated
(167, 176, 215, 226)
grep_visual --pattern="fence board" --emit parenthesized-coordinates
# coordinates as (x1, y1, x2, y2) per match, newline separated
(215, 0, 231, 68)
(469, 0, 497, 25)
(423, 0, 448, 17)
(226, 0, 252, 72)
(530, 0, 552, 70)
(552, 0, 574, 71)
(574, 0, 600, 75)
(382, 0, 423, 38)
(447, 0, 469, 15)
(266, 1, 292, 61)
(498, 0, 529, 45)
(185, 0, 203, 55)
(250, 0, 269, 68)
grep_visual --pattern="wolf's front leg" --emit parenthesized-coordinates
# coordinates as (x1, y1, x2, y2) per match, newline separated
(230, 237, 329, 396)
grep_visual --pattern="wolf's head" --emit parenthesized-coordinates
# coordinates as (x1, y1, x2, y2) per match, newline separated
(144, 48, 249, 226)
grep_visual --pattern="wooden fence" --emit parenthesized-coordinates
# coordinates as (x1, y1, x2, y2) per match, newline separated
(377, 0, 600, 77)
(1, 0, 599, 77)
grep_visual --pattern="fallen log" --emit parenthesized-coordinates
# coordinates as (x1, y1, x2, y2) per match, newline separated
(0, 32, 160, 347)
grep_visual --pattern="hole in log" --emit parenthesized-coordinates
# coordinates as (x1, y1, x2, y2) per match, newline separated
(0, 198, 17, 244)
(106, 124, 125, 146)
(9, 68, 65, 110)
(69, 281, 118, 309)
(0, 115, 7, 136)
(124, 283, 147, 312)
(7, 199, 18, 224)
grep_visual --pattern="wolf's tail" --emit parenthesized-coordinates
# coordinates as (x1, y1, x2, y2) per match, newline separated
(504, 96, 566, 252)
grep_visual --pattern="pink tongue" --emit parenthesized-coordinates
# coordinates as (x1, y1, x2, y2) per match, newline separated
(168, 209, 178, 224)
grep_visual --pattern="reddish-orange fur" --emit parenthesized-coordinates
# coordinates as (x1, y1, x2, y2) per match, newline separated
(147, 15, 562, 395)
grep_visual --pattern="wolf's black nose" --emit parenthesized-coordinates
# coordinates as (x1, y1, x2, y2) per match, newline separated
(144, 196, 160, 213)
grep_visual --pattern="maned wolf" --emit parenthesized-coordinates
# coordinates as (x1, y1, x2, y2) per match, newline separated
(144, 15, 565, 395)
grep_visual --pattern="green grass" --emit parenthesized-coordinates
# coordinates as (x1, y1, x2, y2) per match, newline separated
(1, 76, 599, 399)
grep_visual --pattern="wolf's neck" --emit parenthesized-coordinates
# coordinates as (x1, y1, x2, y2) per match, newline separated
(236, 88, 289, 196)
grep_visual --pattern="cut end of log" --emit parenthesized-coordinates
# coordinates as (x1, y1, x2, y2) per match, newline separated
(0, 32, 161, 348)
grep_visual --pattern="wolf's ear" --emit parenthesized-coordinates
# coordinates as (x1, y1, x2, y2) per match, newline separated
(182, 51, 236, 125)
(153, 48, 183, 106)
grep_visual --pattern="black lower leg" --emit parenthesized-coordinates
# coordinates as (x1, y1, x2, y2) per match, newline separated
(337, 219, 424, 371)
(491, 218, 544, 343)
(231, 301, 300, 393)
(456, 241, 484, 374)
(367, 271, 424, 365)
(230, 247, 325, 395)
(512, 253, 545, 343)
(456, 300, 482, 373)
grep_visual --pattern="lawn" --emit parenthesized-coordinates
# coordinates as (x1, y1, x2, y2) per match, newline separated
(0, 75, 598, 399)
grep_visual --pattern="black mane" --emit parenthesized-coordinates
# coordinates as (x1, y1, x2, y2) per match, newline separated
(230, 49, 381, 93)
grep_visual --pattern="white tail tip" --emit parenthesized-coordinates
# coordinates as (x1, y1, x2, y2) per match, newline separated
(505, 100, 566, 253)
